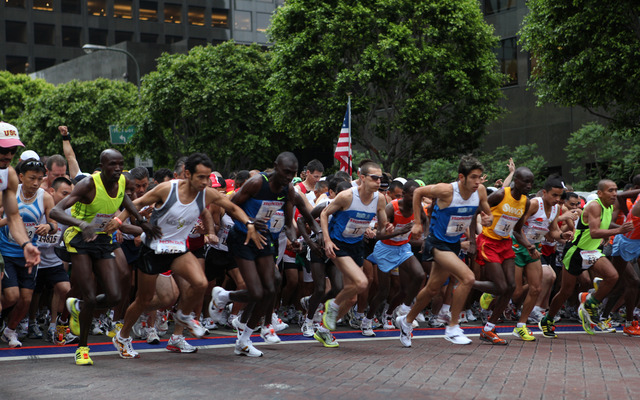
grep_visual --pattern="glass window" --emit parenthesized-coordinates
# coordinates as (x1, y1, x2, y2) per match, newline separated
(88, 0, 107, 16)
(139, 1, 157, 21)
(62, 26, 82, 47)
(35, 58, 56, 71)
(188, 6, 205, 26)
(5, 0, 25, 8)
(6, 56, 28, 74)
(115, 31, 133, 43)
(212, 9, 229, 28)
(497, 37, 518, 86)
(34, 23, 55, 45)
(89, 28, 108, 46)
(32, 0, 53, 11)
(140, 33, 158, 43)
(483, 0, 516, 16)
(165, 35, 182, 44)
(234, 11, 251, 31)
(114, 0, 132, 19)
(256, 13, 271, 33)
(164, 3, 182, 23)
(61, 0, 81, 14)
(5, 21, 27, 43)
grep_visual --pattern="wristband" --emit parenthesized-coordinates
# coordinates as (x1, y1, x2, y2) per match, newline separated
(62, 135, 71, 141)
(21, 241, 30, 249)
(114, 217, 123, 226)
(48, 222, 55, 233)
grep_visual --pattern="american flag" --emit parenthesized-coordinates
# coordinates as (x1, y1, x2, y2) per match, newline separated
(334, 97, 352, 175)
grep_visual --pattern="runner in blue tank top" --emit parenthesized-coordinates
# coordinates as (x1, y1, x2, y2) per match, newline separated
(320, 161, 391, 332)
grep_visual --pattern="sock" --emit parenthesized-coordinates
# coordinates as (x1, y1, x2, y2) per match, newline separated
(517, 322, 526, 328)
(218, 290, 230, 305)
(4, 327, 15, 334)
(484, 322, 495, 332)
(398, 304, 411, 314)
(240, 326, 254, 343)
(441, 304, 451, 314)
(329, 299, 339, 311)
(533, 306, 543, 313)
(305, 317, 313, 325)
(446, 324, 459, 333)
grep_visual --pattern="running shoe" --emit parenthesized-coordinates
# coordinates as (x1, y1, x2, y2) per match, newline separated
(113, 332, 140, 359)
(593, 277, 603, 292)
(75, 346, 93, 366)
(234, 340, 263, 357)
(46, 326, 56, 344)
(231, 316, 245, 340)
(300, 295, 310, 313)
(107, 322, 123, 338)
(167, 334, 198, 353)
(538, 316, 557, 339)
(415, 312, 427, 324)
(65, 297, 81, 336)
(459, 312, 468, 324)
(132, 314, 148, 339)
(271, 312, 289, 332)
(1, 329, 22, 348)
(16, 318, 28, 340)
(347, 307, 363, 329)
(396, 315, 413, 348)
(479, 328, 508, 345)
(260, 325, 281, 344)
(361, 318, 376, 337)
(512, 326, 536, 341)
(323, 300, 338, 331)
(445, 325, 472, 345)
(527, 309, 545, 324)
(175, 310, 206, 338)
(429, 310, 451, 328)
(465, 309, 478, 322)
(203, 317, 218, 331)
(91, 318, 104, 336)
(623, 320, 640, 337)
(55, 325, 67, 345)
(301, 319, 315, 337)
(64, 330, 80, 345)
(578, 298, 597, 335)
(28, 322, 43, 339)
(146, 327, 161, 344)
(480, 293, 494, 310)
(156, 310, 169, 336)
(382, 316, 395, 330)
(595, 318, 616, 333)
(313, 329, 339, 348)
(209, 286, 228, 324)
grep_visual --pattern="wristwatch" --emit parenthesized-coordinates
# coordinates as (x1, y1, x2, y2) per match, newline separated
(246, 219, 255, 226)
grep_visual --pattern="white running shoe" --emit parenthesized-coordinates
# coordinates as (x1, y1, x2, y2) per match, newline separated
(260, 325, 281, 344)
(132, 314, 148, 340)
(382, 316, 395, 330)
(465, 309, 478, 322)
(459, 312, 468, 324)
(146, 327, 160, 344)
(271, 312, 289, 332)
(445, 325, 472, 345)
(113, 332, 140, 359)
(203, 317, 218, 331)
(301, 319, 315, 337)
(155, 310, 169, 336)
(174, 310, 206, 338)
(361, 318, 376, 337)
(209, 286, 228, 323)
(415, 312, 427, 324)
(232, 316, 245, 340)
(234, 340, 263, 357)
(1, 329, 22, 348)
(166, 334, 198, 353)
(396, 315, 413, 348)
(300, 295, 310, 312)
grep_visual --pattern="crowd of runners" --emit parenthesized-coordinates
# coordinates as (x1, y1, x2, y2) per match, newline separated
(2, 120, 640, 366)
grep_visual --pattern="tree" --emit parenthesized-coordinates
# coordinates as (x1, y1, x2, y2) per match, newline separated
(268, 0, 505, 177)
(0, 72, 53, 123)
(18, 79, 138, 171)
(519, 0, 640, 129)
(129, 42, 278, 173)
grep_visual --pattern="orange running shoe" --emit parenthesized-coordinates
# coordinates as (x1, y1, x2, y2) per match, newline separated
(623, 320, 640, 337)
(480, 328, 508, 345)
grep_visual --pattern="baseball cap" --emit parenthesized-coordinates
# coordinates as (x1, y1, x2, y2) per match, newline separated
(210, 172, 222, 188)
(20, 150, 40, 161)
(225, 179, 235, 192)
(0, 121, 25, 148)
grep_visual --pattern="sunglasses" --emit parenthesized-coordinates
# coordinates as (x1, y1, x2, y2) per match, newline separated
(0, 146, 18, 155)
(366, 174, 382, 181)
(24, 160, 44, 168)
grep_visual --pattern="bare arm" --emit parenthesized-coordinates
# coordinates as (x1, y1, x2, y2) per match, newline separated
(320, 189, 352, 258)
(585, 201, 632, 239)
(3, 167, 40, 266)
(58, 126, 80, 179)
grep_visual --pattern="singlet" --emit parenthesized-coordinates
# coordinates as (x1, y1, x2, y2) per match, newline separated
(568, 198, 612, 251)
(482, 186, 527, 240)
(521, 197, 558, 245)
(144, 180, 205, 254)
(430, 181, 479, 244)
(0, 168, 8, 191)
(382, 199, 413, 246)
(37, 217, 66, 268)
(329, 186, 378, 244)
(624, 194, 640, 240)
(235, 173, 288, 240)
(0, 185, 46, 257)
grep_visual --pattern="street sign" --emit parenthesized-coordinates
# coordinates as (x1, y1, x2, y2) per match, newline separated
(135, 155, 153, 168)
(109, 125, 136, 144)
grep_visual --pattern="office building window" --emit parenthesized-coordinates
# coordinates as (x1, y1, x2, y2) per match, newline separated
(62, 26, 82, 47)
(188, 6, 205, 26)
(5, 0, 25, 8)
(61, 0, 81, 14)
(114, 0, 132, 19)
(5, 21, 27, 43)
(88, 0, 107, 16)
(6, 56, 28, 74)
(34, 23, 55, 45)
(139, 1, 157, 21)
(115, 31, 133, 43)
(212, 9, 229, 28)
(89, 28, 108, 45)
(234, 11, 251, 31)
(483, 0, 516, 16)
(35, 58, 56, 71)
(140, 33, 158, 43)
(497, 37, 518, 86)
(33, 0, 53, 11)
(256, 13, 271, 33)
(165, 3, 182, 23)
(165, 35, 182, 44)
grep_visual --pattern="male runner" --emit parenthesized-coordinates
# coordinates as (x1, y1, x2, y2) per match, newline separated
(50, 149, 157, 365)
(396, 156, 492, 346)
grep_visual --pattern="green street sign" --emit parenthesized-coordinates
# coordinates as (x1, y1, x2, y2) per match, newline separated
(109, 125, 136, 144)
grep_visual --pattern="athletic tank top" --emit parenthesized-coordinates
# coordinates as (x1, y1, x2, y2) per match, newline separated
(329, 186, 378, 244)
(144, 180, 205, 254)
(483, 186, 527, 240)
(624, 194, 640, 240)
(0, 185, 45, 257)
(431, 181, 479, 243)
(235, 173, 288, 239)
(0, 168, 8, 191)
(68, 172, 126, 235)
(522, 197, 558, 244)
(569, 198, 612, 251)
(382, 199, 413, 246)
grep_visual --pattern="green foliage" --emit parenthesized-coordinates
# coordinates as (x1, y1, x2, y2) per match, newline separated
(0, 72, 53, 123)
(519, 0, 640, 128)
(268, 0, 505, 177)
(130, 42, 279, 173)
(565, 123, 640, 191)
(17, 79, 138, 171)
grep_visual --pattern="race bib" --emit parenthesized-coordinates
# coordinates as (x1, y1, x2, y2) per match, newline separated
(91, 213, 115, 232)
(580, 250, 601, 269)
(37, 229, 62, 246)
(155, 239, 187, 254)
(445, 215, 473, 237)
(524, 221, 549, 244)
(9, 221, 37, 243)
(255, 201, 285, 222)
(269, 210, 285, 233)
(390, 223, 411, 242)
(493, 215, 519, 237)
(343, 218, 370, 238)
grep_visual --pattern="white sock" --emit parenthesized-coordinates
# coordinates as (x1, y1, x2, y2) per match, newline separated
(446, 324, 460, 333)
(441, 304, 451, 314)
(517, 322, 526, 328)
(329, 299, 339, 311)
(484, 322, 495, 332)
(240, 326, 254, 343)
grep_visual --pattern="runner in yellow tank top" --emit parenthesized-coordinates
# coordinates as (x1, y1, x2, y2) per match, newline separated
(473, 167, 533, 345)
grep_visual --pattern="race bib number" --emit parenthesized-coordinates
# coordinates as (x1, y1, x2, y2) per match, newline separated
(37, 229, 62, 245)
(91, 213, 115, 232)
(255, 201, 285, 222)
(390, 223, 411, 242)
(155, 239, 187, 254)
(445, 215, 473, 237)
(493, 215, 519, 237)
(580, 250, 601, 269)
(269, 210, 285, 233)
(188, 218, 202, 238)
(524, 221, 549, 244)
(9, 222, 37, 243)
(343, 218, 370, 238)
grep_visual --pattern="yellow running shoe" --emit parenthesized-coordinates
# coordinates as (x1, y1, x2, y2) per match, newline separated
(512, 326, 536, 341)
(480, 293, 494, 310)
(66, 298, 81, 336)
(75, 346, 93, 366)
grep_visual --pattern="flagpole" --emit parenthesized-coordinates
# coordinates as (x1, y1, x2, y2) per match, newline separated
(347, 92, 352, 175)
